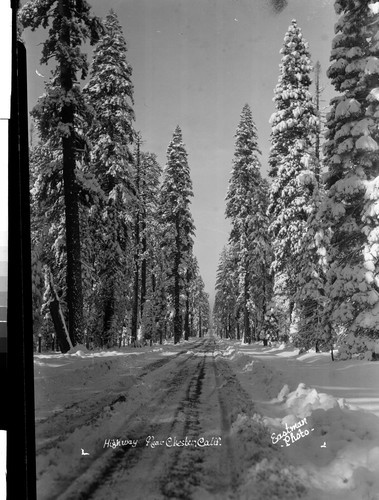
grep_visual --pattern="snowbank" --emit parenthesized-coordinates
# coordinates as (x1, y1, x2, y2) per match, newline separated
(224, 340, 379, 500)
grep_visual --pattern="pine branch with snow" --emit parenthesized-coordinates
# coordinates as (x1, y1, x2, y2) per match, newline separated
(322, 0, 379, 353)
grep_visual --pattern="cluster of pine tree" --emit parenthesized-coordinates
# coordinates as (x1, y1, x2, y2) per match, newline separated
(214, 4, 379, 360)
(214, 105, 272, 344)
(20, 2, 210, 352)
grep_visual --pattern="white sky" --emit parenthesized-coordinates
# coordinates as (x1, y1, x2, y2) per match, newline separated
(23, 0, 338, 305)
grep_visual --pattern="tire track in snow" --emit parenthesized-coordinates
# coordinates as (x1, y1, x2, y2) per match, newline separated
(88, 339, 263, 500)
(158, 346, 208, 499)
(40, 339, 271, 500)
(52, 339, 213, 500)
(137, 340, 205, 377)
(36, 341, 206, 455)
(88, 341, 213, 499)
(213, 357, 239, 495)
(194, 352, 261, 499)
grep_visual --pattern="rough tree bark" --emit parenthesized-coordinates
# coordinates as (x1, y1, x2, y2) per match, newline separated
(174, 217, 182, 344)
(131, 139, 141, 344)
(59, 0, 84, 346)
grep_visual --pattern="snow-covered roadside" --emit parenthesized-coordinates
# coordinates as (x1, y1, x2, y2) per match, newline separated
(240, 343, 379, 416)
(33, 339, 198, 422)
(34, 338, 208, 498)
(33, 337, 379, 499)
(225, 340, 379, 500)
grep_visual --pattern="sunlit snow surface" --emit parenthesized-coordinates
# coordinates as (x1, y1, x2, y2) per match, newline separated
(231, 343, 379, 499)
(34, 338, 379, 499)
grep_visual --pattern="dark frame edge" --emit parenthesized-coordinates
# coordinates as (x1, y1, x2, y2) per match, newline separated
(7, 0, 37, 498)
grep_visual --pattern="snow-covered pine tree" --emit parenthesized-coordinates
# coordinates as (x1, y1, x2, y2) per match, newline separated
(137, 151, 163, 344)
(214, 245, 239, 339)
(321, 0, 379, 358)
(83, 9, 135, 347)
(151, 240, 170, 344)
(130, 137, 161, 345)
(314, 60, 324, 182)
(289, 62, 332, 352)
(190, 265, 210, 338)
(268, 20, 319, 333)
(183, 256, 194, 341)
(28, 71, 102, 352)
(160, 126, 195, 344)
(29, 144, 70, 351)
(19, 0, 103, 346)
(292, 186, 331, 352)
(131, 135, 142, 344)
(199, 287, 210, 336)
(225, 104, 271, 343)
(183, 255, 209, 339)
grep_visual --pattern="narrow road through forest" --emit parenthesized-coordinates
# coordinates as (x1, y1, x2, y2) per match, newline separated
(38, 337, 271, 500)
(35, 336, 379, 500)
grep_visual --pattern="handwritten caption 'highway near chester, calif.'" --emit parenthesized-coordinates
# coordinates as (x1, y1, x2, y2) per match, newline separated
(103, 436, 222, 449)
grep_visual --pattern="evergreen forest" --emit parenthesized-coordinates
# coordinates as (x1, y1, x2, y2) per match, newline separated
(19, 0, 379, 361)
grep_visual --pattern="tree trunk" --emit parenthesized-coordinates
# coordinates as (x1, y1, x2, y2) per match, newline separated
(289, 299, 295, 332)
(314, 61, 321, 184)
(184, 298, 190, 340)
(184, 269, 190, 340)
(103, 294, 114, 347)
(174, 218, 182, 344)
(101, 206, 117, 346)
(48, 270, 72, 353)
(244, 273, 251, 343)
(140, 187, 147, 321)
(49, 299, 70, 353)
(184, 299, 190, 340)
(159, 322, 163, 345)
(261, 260, 267, 341)
(174, 275, 181, 343)
(131, 254, 139, 344)
(62, 133, 83, 345)
(140, 229, 147, 319)
(131, 140, 141, 344)
(191, 307, 194, 337)
(244, 305, 250, 343)
(59, 0, 83, 346)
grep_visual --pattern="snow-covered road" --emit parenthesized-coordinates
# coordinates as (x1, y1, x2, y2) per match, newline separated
(34, 336, 379, 500)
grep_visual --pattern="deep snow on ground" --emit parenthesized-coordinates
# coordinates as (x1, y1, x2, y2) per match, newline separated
(33, 337, 379, 500)
(227, 343, 379, 500)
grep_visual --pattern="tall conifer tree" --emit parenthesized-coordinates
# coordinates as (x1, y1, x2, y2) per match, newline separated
(137, 151, 163, 343)
(190, 263, 210, 338)
(321, 0, 379, 353)
(268, 20, 319, 329)
(19, 0, 102, 345)
(83, 10, 135, 346)
(160, 127, 195, 344)
(225, 104, 270, 343)
(214, 245, 239, 339)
